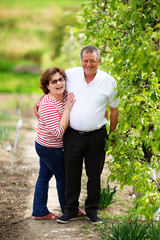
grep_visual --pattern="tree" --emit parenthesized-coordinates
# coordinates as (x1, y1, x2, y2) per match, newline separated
(75, 0, 160, 220)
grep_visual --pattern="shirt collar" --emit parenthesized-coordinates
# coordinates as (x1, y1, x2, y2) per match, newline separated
(81, 67, 99, 86)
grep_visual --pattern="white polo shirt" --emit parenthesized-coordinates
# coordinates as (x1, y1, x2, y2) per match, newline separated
(65, 67, 120, 132)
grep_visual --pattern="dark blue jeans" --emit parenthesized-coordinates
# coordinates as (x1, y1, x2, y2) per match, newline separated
(32, 141, 66, 217)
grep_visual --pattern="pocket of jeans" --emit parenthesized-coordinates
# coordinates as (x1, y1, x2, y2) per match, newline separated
(96, 129, 108, 148)
(35, 142, 47, 158)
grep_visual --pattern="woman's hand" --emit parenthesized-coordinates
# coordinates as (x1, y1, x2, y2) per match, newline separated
(64, 92, 76, 112)
(60, 92, 76, 130)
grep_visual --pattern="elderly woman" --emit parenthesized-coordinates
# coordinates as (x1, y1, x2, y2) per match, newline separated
(32, 67, 84, 220)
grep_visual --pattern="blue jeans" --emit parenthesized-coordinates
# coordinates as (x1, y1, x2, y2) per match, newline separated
(32, 141, 66, 217)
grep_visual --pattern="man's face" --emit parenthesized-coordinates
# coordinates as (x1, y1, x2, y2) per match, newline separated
(81, 51, 101, 77)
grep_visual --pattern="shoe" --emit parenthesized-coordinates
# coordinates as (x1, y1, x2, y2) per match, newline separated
(86, 215, 103, 224)
(34, 212, 59, 220)
(77, 208, 86, 217)
(56, 214, 77, 224)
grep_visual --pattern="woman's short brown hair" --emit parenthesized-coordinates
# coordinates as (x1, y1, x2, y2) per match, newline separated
(40, 67, 66, 94)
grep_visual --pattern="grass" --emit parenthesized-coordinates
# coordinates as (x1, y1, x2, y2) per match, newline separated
(99, 218, 160, 240)
(91, 214, 160, 240)
(0, 125, 16, 143)
(0, 72, 41, 94)
(0, 112, 17, 143)
(82, 225, 92, 235)
(0, 111, 15, 121)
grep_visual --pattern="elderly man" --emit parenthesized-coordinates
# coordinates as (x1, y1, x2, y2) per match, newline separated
(56, 46, 120, 224)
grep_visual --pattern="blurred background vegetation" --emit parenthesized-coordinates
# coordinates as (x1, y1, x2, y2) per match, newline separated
(0, 0, 84, 94)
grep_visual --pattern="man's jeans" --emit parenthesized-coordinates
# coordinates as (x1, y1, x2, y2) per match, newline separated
(32, 141, 66, 217)
(63, 126, 107, 216)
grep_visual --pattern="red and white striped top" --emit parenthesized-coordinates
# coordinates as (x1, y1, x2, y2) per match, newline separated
(36, 92, 67, 148)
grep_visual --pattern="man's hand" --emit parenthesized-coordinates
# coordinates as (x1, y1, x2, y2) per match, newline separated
(104, 110, 108, 119)
(33, 94, 44, 119)
(109, 107, 119, 134)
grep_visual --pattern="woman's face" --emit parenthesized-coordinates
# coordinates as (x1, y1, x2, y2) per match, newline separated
(47, 72, 65, 97)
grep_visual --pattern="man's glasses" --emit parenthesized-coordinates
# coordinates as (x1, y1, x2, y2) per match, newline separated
(49, 77, 65, 85)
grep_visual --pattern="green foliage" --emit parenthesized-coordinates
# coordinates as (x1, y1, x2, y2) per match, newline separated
(101, 218, 160, 240)
(74, 0, 160, 220)
(50, 7, 79, 57)
(52, 26, 83, 69)
(135, 192, 160, 221)
(99, 182, 117, 209)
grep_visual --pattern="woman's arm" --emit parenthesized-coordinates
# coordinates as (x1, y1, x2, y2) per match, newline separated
(39, 93, 75, 138)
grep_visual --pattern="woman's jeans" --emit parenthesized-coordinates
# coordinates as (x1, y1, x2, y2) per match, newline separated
(32, 141, 66, 217)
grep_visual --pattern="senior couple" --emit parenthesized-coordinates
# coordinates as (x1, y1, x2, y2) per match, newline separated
(32, 46, 120, 224)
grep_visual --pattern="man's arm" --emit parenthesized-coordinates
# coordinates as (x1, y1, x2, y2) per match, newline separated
(109, 107, 119, 134)
(33, 94, 45, 118)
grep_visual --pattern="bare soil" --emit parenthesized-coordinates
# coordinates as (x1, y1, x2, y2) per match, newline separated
(0, 94, 133, 240)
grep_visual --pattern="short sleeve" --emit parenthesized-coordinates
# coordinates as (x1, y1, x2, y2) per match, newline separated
(108, 80, 120, 108)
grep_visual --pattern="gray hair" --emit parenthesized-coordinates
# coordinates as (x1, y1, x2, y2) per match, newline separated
(81, 46, 101, 61)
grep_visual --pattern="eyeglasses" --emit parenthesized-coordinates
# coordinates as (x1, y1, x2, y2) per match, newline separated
(49, 77, 65, 85)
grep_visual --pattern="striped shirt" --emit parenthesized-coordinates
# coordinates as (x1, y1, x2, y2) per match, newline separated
(36, 92, 67, 148)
